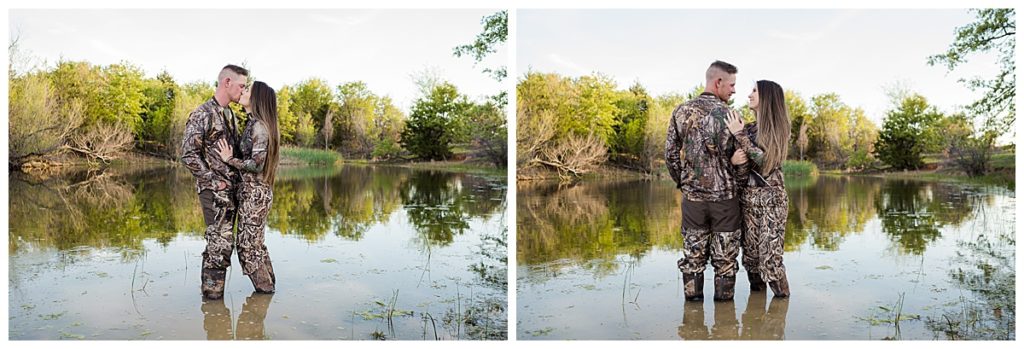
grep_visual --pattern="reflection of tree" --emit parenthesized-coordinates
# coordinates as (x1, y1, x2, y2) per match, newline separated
(875, 180, 982, 255)
(785, 176, 881, 251)
(876, 181, 942, 254)
(8, 167, 204, 258)
(268, 165, 503, 245)
(401, 171, 473, 246)
(516, 179, 682, 276)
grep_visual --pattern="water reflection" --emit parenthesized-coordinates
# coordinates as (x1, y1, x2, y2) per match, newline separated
(518, 175, 989, 268)
(518, 175, 1011, 340)
(676, 293, 788, 340)
(10, 165, 504, 254)
(9, 163, 507, 340)
(201, 292, 274, 340)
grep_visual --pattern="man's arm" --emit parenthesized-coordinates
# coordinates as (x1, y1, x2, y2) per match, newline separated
(664, 105, 687, 188)
(180, 111, 217, 189)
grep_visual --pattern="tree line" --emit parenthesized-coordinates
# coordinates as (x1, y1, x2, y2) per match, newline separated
(9, 10, 510, 170)
(517, 9, 1013, 180)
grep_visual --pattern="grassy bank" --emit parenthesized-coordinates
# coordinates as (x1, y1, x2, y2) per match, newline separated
(846, 151, 1015, 189)
(280, 146, 343, 167)
(782, 160, 819, 178)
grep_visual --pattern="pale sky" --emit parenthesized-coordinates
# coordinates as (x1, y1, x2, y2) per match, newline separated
(518, 9, 1005, 126)
(9, 9, 507, 111)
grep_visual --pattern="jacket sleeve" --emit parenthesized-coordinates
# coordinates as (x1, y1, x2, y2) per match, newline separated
(180, 110, 215, 189)
(226, 121, 268, 174)
(734, 125, 766, 169)
(664, 105, 688, 189)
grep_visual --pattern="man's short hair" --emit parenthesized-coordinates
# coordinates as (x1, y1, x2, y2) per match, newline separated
(218, 64, 249, 83)
(706, 60, 738, 80)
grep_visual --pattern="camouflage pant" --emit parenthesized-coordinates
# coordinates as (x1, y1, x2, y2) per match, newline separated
(677, 197, 743, 277)
(678, 227, 742, 277)
(237, 182, 275, 291)
(740, 186, 788, 283)
(200, 189, 236, 270)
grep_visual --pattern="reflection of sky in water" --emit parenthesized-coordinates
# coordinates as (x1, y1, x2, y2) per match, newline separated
(8, 166, 507, 340)
(517, 177, 1014, 340)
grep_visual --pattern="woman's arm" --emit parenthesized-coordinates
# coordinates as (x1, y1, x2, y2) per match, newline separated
(223, 122, 268, 174)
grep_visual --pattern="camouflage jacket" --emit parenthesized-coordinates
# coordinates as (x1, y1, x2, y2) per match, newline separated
(226, 115, 271, 186)
(734, 123, 785, 188)
(664, 93, 738, 202)
(180, 97, 242, 193)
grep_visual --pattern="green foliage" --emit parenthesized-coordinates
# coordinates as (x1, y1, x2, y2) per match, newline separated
(138, 70, 177, 154)
(929, 9, 1015, 134)
(276, 85, 298, 144)
(465, 100, 508, 167)
(874, 94, 943, 170)
(98, 63, 146, 133)
(401, 82, 472, 160)
(294, 112, 317, 147)
(804, 93, 879, 169)
(786, 91, 812, 161)
(454, 10, 508, 107)
(8, 72, 83, 161)
(290, 78, 335, 143)
(333, 81, 407, 158)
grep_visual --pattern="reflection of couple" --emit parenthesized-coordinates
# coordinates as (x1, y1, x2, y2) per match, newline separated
(678, 292, 789, 340)
(203, 292, 274, 340)
(180, 65, 282, 299)
(666, 60, 791, 301)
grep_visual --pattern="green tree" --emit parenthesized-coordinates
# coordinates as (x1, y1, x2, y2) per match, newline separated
(99, 62, 146, 134)
(138, 70, 177, 155)
(294, 112, 316, 147)
(335, 81, 378, 156)
(276, 85, 298, 145)
(453, 10, 508, 106)
(290, 78, 334, 144)
(785, 91, 811, 161)
(567, 74, 618, 143)
(874, 94, 943, 170)
(401, 82, 471, 160)
(929, 9, 1015, 134)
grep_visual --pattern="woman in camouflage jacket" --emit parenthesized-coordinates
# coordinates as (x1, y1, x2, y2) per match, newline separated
(724, 80, 792, 297)
(216, 81, 281, 293)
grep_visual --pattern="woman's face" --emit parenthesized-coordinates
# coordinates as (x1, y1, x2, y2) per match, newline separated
(239, 85, 252, 109)
(748, 85, 760, 110)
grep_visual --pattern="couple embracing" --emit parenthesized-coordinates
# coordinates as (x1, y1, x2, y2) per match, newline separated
(666, 60, 791, 302)
(180, 65, 282, 300)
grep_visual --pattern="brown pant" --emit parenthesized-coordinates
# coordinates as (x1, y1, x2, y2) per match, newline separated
(678, 196, 742, 277)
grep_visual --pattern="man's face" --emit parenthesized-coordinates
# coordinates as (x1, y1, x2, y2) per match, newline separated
(715, 74, 737, 102)
(225, 74, 248, 103)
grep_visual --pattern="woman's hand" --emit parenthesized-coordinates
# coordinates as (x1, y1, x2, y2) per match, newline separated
(731, 148, 748, 165)
(726, 110, 744, 135)
(216, 139, 233, 162)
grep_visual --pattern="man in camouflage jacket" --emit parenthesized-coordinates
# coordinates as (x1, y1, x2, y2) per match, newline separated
(180, 64, 249, 300)
(664, 60, 743, 301)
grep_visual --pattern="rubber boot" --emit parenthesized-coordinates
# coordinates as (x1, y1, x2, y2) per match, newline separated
(769, 273, 790, 298)
(250, 263, 276, 294)
(683, 273, 704, 301)
(748, 272, 767, 291)
(713, 275, 736, 301)
(201, 268, 227, 300)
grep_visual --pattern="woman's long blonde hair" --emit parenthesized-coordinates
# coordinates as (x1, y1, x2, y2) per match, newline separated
(753, 80, 790, 176)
